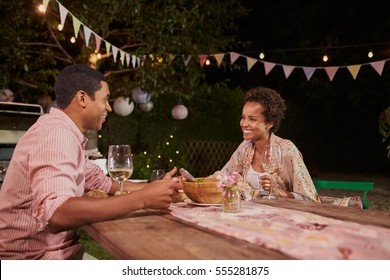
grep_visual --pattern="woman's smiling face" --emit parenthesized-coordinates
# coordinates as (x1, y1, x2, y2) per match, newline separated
(240, 101, 271, 142)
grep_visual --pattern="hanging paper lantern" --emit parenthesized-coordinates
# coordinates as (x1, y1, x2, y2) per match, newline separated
(0, 89, 15, 102)
(140, 101, 154, 112)
(113, 97, 134, 116)
(171, 104, 188, 120)
(131, 87, 151, 104)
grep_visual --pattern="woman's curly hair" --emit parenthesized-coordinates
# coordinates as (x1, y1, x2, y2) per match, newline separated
(244, 87, 286, 134)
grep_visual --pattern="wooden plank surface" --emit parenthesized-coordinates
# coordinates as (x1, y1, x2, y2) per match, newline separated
(256, 198, 390, 228)
(84, 210, 293, 260)
(83, 199, 390, 260)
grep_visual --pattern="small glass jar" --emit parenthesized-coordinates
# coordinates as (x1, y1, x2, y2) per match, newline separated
(222, 186, 241, 213)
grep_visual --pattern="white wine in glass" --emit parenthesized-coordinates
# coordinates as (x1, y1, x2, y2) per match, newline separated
(107, 145, 133, 195)
(262, 144, 282, 199)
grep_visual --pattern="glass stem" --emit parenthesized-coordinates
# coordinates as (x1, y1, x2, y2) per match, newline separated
(268, 174, 275, 199)
(119, 181, 124, 193)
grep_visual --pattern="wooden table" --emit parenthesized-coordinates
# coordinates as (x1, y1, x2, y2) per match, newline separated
(83, 198, 390, 260)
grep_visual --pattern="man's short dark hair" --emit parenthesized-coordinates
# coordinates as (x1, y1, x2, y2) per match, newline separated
(54, 64, 107, 109)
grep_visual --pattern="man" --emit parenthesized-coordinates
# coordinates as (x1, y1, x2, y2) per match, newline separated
(0, 64, 183, 259)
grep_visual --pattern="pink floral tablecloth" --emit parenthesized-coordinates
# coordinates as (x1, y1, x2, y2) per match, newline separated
(168, 201, 390, 259)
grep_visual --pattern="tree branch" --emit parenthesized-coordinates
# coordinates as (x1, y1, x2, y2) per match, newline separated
(46, 23, 76, 64)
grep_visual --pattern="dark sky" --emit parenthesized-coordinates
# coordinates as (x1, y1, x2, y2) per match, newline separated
(237, 0, 390, 65)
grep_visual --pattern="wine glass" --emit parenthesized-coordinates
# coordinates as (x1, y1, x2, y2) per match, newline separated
(150, 169, 165, 181)
(107, 145, 133, 195)
(262, 144, 282, 199)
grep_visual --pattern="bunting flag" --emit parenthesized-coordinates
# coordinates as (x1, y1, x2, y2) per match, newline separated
(83, 26, 92, 47)
(199, 55, 208, 67)
(347, 65, 361, 80)
(183, 55, 192, 66)
(246, 57, 258, 71)
(282, 65, 294, 79)
(230, 52, 240, 65)
(44, 0, 390, 82)
(43, 0, 50, 11)
(112, 45, 119, 62)
(325, 67, 338, 81)
(72, 15, 81, 38)
(264, 62, 276, 75)
(303, 67, 316, 81)
(213, 53, 225, 66)
(105, 41, 111, 56)
(370, 60, 385, 75)
(58, 2, 68, 27)
(126, 53, 131, 67)
(94, 34, 102, 53)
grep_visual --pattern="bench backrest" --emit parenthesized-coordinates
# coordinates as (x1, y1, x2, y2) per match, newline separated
(313, 180, 374, 209)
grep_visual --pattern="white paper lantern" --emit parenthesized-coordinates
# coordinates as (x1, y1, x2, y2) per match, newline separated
(171, 104, 188, 120)
(0, 89, 15, 102)
(113, 97, 134, 116)
(140, 101, 154, 112)
(132, 87, 151, 104)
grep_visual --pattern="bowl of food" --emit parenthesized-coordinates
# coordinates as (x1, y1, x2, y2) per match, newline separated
(182, 177, 222, 204)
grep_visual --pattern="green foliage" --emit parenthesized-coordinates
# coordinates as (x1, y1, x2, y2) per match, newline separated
(379, 106, 390, 158)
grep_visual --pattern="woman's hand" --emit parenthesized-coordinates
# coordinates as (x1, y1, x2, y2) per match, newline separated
(260, 175, 291, 198)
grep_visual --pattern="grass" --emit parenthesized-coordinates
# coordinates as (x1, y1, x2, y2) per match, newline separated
(77, 229, 116, 260)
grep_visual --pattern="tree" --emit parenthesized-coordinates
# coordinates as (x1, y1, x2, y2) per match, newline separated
(0, 0, 248, 104)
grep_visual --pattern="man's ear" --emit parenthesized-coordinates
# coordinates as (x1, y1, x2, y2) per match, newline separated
(76, 91, 87, 108)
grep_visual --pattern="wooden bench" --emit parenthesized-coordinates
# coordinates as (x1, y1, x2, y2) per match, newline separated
(313, 180, 374, 209)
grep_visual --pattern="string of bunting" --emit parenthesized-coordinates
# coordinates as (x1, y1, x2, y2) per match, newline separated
(43, 0, 389, 82)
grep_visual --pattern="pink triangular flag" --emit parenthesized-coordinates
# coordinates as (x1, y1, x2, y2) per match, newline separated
(370, 60, 386, 75)
(213, 53, 225, 66)
(112, 46, 119, 62)
(105, 41, 111, 56)
(347, 65, 361, 80)
(83, 26, 92, 47)
(94, 34, 102, 53)
(230, 52, 240, 65)
(246, 57, 258, 71)
(72, 16, 81, 38)
(199, 55, 208, 67)
(325, 67, 338, 81)
(58, 3, 68, 27)
(303, 67, 316, 81)
(282, 65, 295, 79)
(264, 62, 276, 75)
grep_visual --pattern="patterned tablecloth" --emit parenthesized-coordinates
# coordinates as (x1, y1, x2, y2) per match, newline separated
(168, 201, 390, 259)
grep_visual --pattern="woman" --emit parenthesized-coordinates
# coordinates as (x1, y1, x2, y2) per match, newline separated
(221, 87, 362, 208)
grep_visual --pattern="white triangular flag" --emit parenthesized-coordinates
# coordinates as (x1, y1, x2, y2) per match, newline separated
(132, 55, 137, 68)
(303, 67, 316, 81)
(183, 55, 192, 66)
(126, 53, 131, 67)
(83, 26, 92, 47)
(58, 3, 68, 27)
(282, 65, 295, 79)
(370, 60, 386, 75)
(112, 46, 119, 62)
